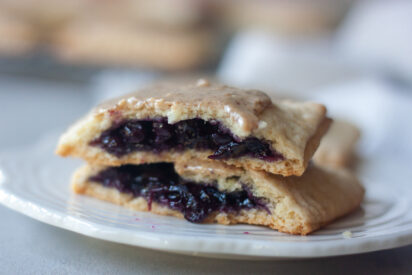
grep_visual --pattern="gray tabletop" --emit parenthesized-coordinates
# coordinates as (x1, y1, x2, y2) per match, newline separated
(1, 76, 411, 275)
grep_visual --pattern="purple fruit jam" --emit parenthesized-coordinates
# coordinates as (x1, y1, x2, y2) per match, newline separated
(89, 163, 269, 223)
(90, 118, 283, 161)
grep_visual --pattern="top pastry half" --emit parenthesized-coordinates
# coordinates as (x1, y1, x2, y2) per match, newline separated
(56, 80, 331, 176)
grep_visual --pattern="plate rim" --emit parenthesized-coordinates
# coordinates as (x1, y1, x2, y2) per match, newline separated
(1, 135, 412, 259)
(1, 180, 412, 259)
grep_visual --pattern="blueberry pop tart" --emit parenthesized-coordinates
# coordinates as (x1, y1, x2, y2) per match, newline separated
(71, 160, 364, 235)
(57, 80, 331, 176)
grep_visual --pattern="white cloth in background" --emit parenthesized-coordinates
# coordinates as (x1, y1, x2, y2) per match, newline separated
(217, 30, 362, 98)
(337, 0, 412, 84)
(218, 0, 412, 92)
(313, 78, 412, 159)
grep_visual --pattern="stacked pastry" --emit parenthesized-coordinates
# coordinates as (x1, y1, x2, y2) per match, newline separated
(56, 80, 364, 235)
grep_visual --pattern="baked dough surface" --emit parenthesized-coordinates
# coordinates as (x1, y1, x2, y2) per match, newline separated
(72, 161, 364, 235)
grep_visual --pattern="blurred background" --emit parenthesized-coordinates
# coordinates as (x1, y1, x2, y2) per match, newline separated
(0, 0, 412, 164)
(1, 1, 412, 272)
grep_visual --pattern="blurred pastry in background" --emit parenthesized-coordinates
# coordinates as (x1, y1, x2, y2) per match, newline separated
(0, 0, 221, 70)
(215, 0, 353, 36)
(99, 0, 211, 30)
(314, 120, 360, 168)
(52, 21, 219, 70)
(0, 9, 37, 56)
(51, 0, 220, 70)
(0, 0, 81, 44)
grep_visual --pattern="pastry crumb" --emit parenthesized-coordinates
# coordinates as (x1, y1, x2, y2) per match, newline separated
(196, 78, 210, 87)
(342, 230, 352, 239)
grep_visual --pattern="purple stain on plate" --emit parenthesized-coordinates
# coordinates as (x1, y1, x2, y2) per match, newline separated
(243, 232, 250, 235)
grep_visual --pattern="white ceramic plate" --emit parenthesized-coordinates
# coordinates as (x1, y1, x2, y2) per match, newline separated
(0, 133, 412, 260)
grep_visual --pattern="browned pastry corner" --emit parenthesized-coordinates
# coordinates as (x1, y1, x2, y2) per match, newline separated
(314, 120, 361, 168)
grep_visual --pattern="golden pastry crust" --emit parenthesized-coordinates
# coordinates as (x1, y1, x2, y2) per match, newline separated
(56, 81, 331, 176)
(72, 161, 364, 235)
(314, 120, 360, 168)
(51, 20, 218, 70)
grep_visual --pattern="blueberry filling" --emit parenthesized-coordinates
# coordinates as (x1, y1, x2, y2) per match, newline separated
(90, 118, 283, 161)
(89, 163, 269, 223)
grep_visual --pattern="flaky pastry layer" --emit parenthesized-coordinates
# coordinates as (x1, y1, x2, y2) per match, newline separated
(57, 81, 331, 176)
(72, 161, 364, 235)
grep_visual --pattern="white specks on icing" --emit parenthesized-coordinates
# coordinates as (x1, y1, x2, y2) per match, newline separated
(154, 98, 165, 105)
(237, 116, 245, 127)
(127, 97, 137, 104)
(97, 108, 106, 114)
(134, 101, 144, 109)
(93, 82, 272, 137)
(196, 78, 210, 87)
(258, 121, 267, 129)
(117, 99, 127, 106)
